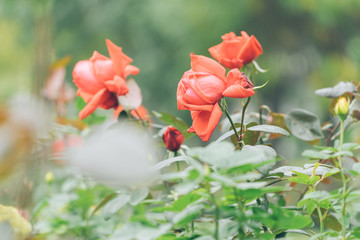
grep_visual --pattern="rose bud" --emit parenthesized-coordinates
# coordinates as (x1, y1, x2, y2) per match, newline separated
(208, 31, 263, 69)
(334, 97, 349, 121)
(163, 127, 184, 152)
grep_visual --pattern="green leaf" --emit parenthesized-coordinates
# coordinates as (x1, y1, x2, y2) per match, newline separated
(110, 222, 171, 240)
(242, 122, 261, 145)
(315, 81, 356, 98)
(242, 145, 277, 175)
(353, 162, 360, 174)
(324, 213, 342, 231)
(305, 199, 316, 215)
(297, 191, 331, 209)
(151, 156, 194, 171)
(89, 192, 118, 219)
(277, 212, 312, 229)
(152, 191, 204, 212)
(172, 191, 205, 212)
(247, 124, 290, 136)
(172, 204, 202, 226)
(129, 187, 149, 206)
(152, 111, 193, 138)
(270, 166, 303, 177)
(102, 194, 130, 220)
(331, 150, 353, 158)
(302, 150, 330, 159)
(267, 112, 292, 140)
(285, 108, 323, 141)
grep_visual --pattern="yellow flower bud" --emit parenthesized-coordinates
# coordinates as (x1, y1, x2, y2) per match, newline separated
(334, 97, 349, 120)
(45, 171, 54, 184)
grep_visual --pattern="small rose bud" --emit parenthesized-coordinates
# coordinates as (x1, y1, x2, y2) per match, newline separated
(45, 171, 54, 184)
(334, 97, 349, 121)
(163, 127, 184, 152)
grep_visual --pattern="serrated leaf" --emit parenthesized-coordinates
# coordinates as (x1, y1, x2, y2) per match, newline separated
(302, 150, 330, 159)
(324, 213, 342, 231)
(267, 112, 292, 139)
(353, 162, 360, 174)
(110, 222, 171, 240)
(172, 205, 202, 226)
(247, 124, 290, 136)
(285, 109, 323, 141)
(315, 81, 356, 98)
(102, 194, 130, 220)
(90, 192, 118, 218)
(242, 145, 277, 175)
(129, 187, 148, 206)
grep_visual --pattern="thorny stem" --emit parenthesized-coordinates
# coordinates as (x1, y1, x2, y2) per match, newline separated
(239, 97, 251, 148)
(174, 151, 181, 171)
(325, 121, 340, 146)
(233, 188, 245, 239)
(210, 193, 220, 240)
(315, 199, 324, 239)
(338, 119, 347, 239)
(220, 99, 240, 147)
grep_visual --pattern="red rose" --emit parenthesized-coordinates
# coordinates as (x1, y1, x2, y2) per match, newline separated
(163, 126, 184, 152)
(208, 31, 263, 69)
(73, 39, 139, 119)
(177, 53, 255, 141)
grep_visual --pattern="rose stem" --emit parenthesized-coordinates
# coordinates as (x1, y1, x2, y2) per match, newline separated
(134, 109, 146, 127)
(239, 97, 251, 148)
(220, 98, 240, 147)
(174, 151, 181, 171)
(338, 119, 347, 239)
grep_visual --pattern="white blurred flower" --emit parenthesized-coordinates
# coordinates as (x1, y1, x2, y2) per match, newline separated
(118, 79, 142, 111)
(0, 94, 48, 179)
(67, 122, 158, 187)
(0, 204, 32, 240)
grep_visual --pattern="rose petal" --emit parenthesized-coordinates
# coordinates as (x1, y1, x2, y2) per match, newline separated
(124, 65, 140, 77)
(222, 85, 255, 98)
(236, 35, 263, 64)
(93, 59, 116, 82)
(73, 61, 104, 94)
(190, 102, 223, 141)
(90, 51, 109, 62)
(190, 53, 226, 81)
(106, 39, 133, 77)
(79, 88, 110, 120)
(104, 75, 129, 96)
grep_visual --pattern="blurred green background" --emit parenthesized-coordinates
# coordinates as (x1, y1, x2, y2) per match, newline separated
(1, 0, 360, 158)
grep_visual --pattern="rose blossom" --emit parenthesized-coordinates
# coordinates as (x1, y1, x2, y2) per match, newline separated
(163, 126, 184, 152)
(208, 31, 263, 69)
(177, 53, 255, 141)
(73, 39, 139, 119)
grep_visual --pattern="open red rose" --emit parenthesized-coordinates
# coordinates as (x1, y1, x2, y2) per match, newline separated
(163, 126, 184, 152)
(177, 53, 255, 141)
(208, 31, 263, 69)
(73, 39, 139, 119)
